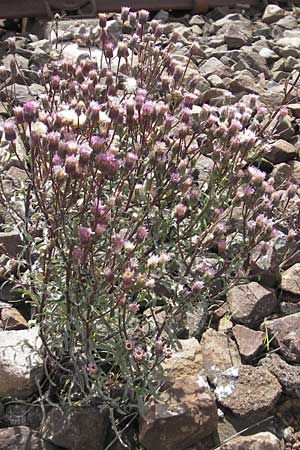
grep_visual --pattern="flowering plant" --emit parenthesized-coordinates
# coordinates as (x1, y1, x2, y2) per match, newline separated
(0, 8, 298, 417)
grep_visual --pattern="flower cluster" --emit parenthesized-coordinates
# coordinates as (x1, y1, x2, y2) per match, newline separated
(1, 10, 298, 414)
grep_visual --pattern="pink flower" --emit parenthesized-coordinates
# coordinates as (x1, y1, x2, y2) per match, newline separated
(79, 226, 92, 244)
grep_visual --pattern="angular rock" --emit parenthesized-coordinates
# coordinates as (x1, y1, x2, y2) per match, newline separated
(0, 303, 28, 330)
(201, 328, 240, 381)
(276, 37, 300, 50)
(41, 406, 109, 450)
(230, 71, 264, 95)
(222, 23, 252, 49)
(0, 426, 55, 450)
(0, 231, 23, 258)
(262, 5, 286, 24)
(139, 375, 218, 450)
(271, 163, 292, 188)
(163, 338, 203, 379)
(227, 282, 278, 326)
(219, 431, 282, 450)
(0, 327, 43, 398)
(199, 57, 232, 78)
(260, 353, 300, 398)
(2, 403, 45, 429)
(266, 139, 298, 164)
(249, 230, 289, 287)
(215, 365, 281, 419)
(281, 263, 300, 295)
(267, 313, 300, 363)
(232, 325, 265, 361)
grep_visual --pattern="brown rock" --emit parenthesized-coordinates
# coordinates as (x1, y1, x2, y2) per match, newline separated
(139, 375, 218, 450)
(162, 338, 203, 379)
(201, 328, 241, 381)
(227, 282, 278, 326)
(266, 139, 298, 164)
(220, 431, 282, 449)
(232, 325, 265, 361)
(215, 365, 281, 419)
(0, 303, 28, 330)
(230, 72, 265, 95)
(267, 313, 300, 363)
(271, 163, 292, 189)
(0, 231, 23, 258)
(281, 263, 300, 295)
(41, 406, 109, 450)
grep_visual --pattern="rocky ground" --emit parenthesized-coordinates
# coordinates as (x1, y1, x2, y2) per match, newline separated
(1, 2, 300, 449)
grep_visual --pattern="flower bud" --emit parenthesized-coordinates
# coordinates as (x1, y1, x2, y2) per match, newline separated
(98, 13, 107, 28)
(4, 121, 16, 141)
(79, 226, 92, 245)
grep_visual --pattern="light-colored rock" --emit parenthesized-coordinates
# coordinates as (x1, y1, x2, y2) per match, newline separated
(262, 5, 286, 24)
(0, 303, 28, 330)
(0, 327, 43, 398)
(232, 325, 265, 361)
(227, 282, 277, 326)
(281, 263, 300, 295)
(163, 338, 203, 379)
(139, 375, 218, 450)
(220, 431, 282, 449)
(201, 328, 240, 381)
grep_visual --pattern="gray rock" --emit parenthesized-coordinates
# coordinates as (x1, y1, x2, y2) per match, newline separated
(41, 406, 109, 450)
(221, 23, 252, 49)
(230, 71, 265, 95)
(276, 37, 300, 49)
(199, 57, 233, 78)
(267, 312, 300, 363)
(0, 327, 43, 398)
(0, 426, 60, 450)
(227, 282, 278, 326)
(139, 375, 218, 450)
(260, 353, 300, 398)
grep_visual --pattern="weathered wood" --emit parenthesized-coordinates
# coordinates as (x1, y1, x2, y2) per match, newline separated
(0, 0, 260, 19)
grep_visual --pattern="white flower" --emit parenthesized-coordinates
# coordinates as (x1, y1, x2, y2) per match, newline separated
(158, 253, 170, 265)
(147, 255, 159, 268)
(58, 109, 86, 128)
(124, 77, 137, 94)
(27, 121, 48, 136)
(98, 111, 110, 124)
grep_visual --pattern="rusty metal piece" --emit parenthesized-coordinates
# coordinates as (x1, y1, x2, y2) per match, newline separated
(0, 0, 259, 19)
